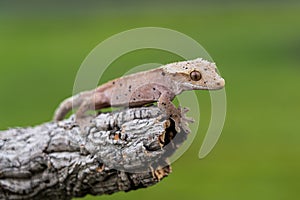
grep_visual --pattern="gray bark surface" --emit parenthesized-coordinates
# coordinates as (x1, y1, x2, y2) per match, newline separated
(0, 106, 190, 200)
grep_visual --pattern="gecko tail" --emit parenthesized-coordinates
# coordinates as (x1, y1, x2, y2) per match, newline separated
(53, 91, 92, 121)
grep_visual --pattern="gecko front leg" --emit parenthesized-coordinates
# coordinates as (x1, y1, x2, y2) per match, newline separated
(129, 84, 193, 133)
(157, 91, 192, 133)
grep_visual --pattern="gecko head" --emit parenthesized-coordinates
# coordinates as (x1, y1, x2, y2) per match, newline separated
(162, 58, 225, 91)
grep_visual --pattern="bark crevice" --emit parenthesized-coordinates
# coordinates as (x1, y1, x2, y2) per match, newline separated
(0, 106, 190, 200)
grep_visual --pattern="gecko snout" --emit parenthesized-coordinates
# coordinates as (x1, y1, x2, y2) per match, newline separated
(216, 78, 225, 88)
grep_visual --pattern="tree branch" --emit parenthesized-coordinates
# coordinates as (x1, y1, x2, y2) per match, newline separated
(0, 106, 190, 200)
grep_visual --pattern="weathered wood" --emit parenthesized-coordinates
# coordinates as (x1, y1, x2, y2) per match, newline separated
(0, 106, 190, 200)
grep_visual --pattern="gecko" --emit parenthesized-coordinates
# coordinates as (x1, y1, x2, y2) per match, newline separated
(53, 58, 225, 131)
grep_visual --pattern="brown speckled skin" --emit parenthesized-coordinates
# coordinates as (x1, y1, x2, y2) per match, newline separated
(54, 58, 225, 129)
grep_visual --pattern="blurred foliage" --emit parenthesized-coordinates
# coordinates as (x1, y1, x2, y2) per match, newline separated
(0, 1, 299, 200)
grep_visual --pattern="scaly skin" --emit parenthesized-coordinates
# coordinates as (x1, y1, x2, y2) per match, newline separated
(53, 58, 225, 131)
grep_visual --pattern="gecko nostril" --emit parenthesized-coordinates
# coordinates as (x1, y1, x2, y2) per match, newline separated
(217, 78, 225, 87)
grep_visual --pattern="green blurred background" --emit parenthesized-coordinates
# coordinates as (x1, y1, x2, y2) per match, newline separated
(0, 0, 299, 199)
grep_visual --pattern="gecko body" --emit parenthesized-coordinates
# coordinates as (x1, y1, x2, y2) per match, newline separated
(54, 58, 225, 130)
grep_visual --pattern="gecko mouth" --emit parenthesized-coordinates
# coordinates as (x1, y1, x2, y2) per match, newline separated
(183, 78, 225, 90)
(182, 82, 208, 90)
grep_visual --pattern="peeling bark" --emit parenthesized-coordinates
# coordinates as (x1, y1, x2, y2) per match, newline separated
(0, 106, 190, 200)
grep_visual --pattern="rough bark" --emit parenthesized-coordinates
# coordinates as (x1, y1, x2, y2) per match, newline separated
(0, 106, 190, 200)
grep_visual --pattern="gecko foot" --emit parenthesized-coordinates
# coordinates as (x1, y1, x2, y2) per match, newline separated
(75, 115, 95, 133)
(171, 107, 194, 133)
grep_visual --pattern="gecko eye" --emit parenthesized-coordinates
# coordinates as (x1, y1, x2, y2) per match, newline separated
(190, 71, 202, 81)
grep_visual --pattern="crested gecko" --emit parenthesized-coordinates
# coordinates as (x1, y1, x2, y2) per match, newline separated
(53, 58, 225, 131)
